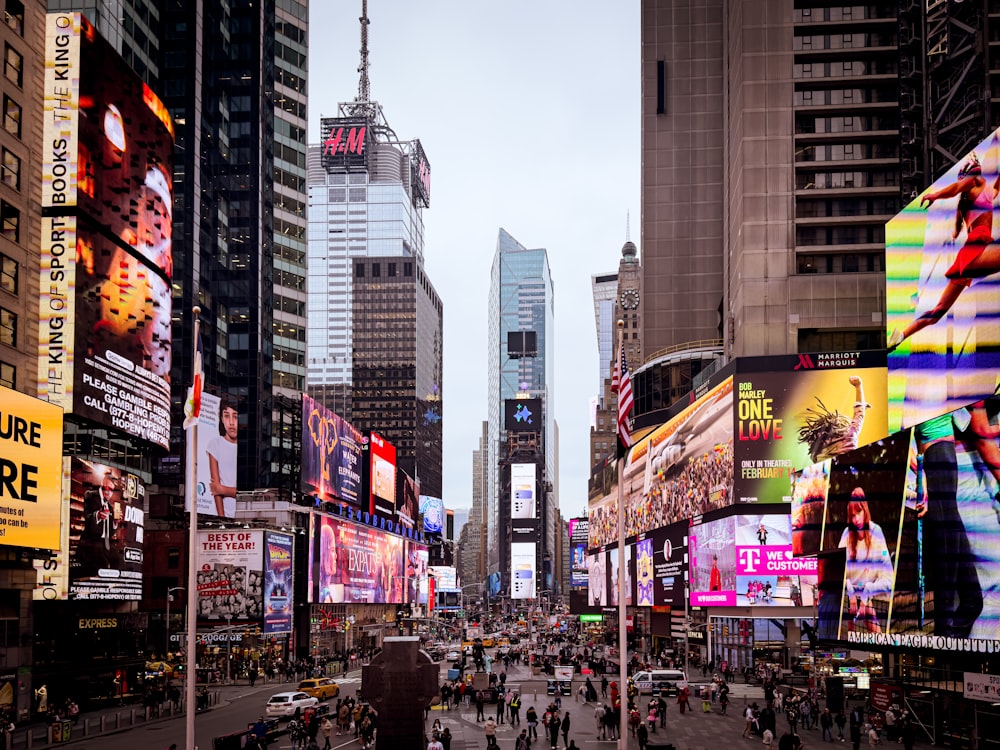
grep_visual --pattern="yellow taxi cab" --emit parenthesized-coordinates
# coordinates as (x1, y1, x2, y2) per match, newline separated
(296, 677, 340, 700)
(482, 636, 495, 648)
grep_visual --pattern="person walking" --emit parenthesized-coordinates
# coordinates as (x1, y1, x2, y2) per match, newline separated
(836, 710, 847, 742)
(320, 716, 333, 750)
(821, 709, 834, 742)
(745, 705, 756, 738)
(601, 676, 609, 698)
(868, 724, 881, 750)
(476, 690, 486, 722)
(510, 692, 522, 725)
(496, 689, 506, 724)
(484, 717, 498, 749)
(548, 709, 561, 750)
(560, 712, 571, 748)
(527, 706, 539, 740)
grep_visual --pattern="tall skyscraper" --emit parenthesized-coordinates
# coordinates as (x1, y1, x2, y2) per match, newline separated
(639, 0, 997, 412)
(591, 272, 618, 393)
(305, 7, 441, 495)
(153, 0, 309, 495)
(486, 228, 555, 587)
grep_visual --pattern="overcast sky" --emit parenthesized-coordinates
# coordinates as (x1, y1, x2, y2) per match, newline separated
(308, 2, 641, 519)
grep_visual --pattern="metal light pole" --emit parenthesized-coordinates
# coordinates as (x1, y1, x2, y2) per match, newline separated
(166, 587, 185, 661)
(225, 615, 233, 684)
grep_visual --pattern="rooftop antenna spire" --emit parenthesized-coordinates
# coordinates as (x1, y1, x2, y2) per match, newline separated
(357, 0, 370, 103)
(626, 211, 631, 242)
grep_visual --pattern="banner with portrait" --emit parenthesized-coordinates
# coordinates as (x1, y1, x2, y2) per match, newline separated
(301, 395, 363, 506)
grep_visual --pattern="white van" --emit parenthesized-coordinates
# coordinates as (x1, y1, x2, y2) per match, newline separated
(631, 669, 688, 696)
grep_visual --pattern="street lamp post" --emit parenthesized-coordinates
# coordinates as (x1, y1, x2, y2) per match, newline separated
(165, 586, 185, 661)
(225, 615, 233, 684)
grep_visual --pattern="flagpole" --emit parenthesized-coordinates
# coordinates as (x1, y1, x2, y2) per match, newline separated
(616, 320, 628, 750)
(185, 306, 201, 750)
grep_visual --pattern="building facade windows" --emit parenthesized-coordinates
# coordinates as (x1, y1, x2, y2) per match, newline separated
(3, 43, 21, 87)
(0, 250, 14, 293)
(0, 200, 18, 242)
(1, 147, 19, 190)
(0, 305, 15, 346)
(0, 359, 12, 388)
(2, 95, 18, 138)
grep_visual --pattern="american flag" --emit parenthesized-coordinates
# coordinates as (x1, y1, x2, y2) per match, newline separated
(182, 328, 204, 430)
(614, 340, 633, 450)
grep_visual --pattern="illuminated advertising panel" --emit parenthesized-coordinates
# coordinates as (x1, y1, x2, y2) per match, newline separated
(429, 566, 457, 590)
(419, 495, 444, 535)
(196, 529, 263, 624)
(804, 401, 1000, 652)
(510, 541, 536, 599)
(609, 544, 633, 607)
(689, 513, 736, 606)
(39, 14, 174, 450)
(886, 128, 1000, 431)
(732, 513, 817, 608)
(0, 386, 64, 550)
(648, 521, 688, 608)
(569, 518, 589, 587)
(504, 398, 542, 432)
(69, 458, 145, 600)
(193, 393, 239, 518)
(263, 531, 293, 634)
(396, 470, 419, 529)
(510, 463, 536, 520)
(34, 458, 71, 601)
(587, 549, 607, 607)
(301, 395, 363, 506)
(790, 461, 831, 557)
(410, 139, 431, 208)
(620, 376, 734, 541)
(369, 432, 397, 517)
(314, 515, 408, 604)
(587, 459, 619, 549)
(320, 117, 369, 171)
(413, 544, 430, 604)
(733, 353, 887, 504)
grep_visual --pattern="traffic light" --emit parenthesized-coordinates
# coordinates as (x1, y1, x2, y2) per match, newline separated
(723, 625, 730, 637)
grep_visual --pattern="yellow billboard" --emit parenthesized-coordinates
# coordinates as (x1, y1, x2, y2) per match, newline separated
(0, 387, 64, 549)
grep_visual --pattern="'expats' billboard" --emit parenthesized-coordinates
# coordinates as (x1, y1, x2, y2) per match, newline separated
(886, 128, 1000, 431)
(69, 458, 145, 600)
(301, 395, 363, 507)
(369, 433, 397, 517)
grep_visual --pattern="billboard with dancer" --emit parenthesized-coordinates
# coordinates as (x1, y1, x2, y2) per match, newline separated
(886, 129, 1000, 430)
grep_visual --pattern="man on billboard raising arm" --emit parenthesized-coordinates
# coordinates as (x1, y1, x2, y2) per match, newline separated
(889, 152, 1000, 351)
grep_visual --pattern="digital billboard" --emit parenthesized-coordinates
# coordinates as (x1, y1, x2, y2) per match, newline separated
(69, 458, 145, 600)
(569, 518, 589, 587)
(0, 386, 64, 550)
(39, 14, 174, 450)
(369, 432, 397, 517)
(510, 462, 536, 520)
(621, 376, 734, 538)
(410, 139, 431, 208)
(313, 514, 413, 604)
(609, 545, 633, 607)
(886, 128, 1000, 431)
(587, 458, 619, 549)
(505, 398, 542, 432)
(302, 395, 364, 507)
(263, 531, 293, 635)
(691, 509, 818, 607)
(396, 470, 419, 529)
(419, 495, 444, 535)
(587, 549, 607, 607)
(33, 461, 70, 601)
(510, 541, 536, 599)
(193, 393, 239, 518)
(412, 544, 430, 604)
(648, 521, 688, 608)
(429, 565, 457, 590)
(801, 399, 1000, 651)
(733, 353, 887, 505)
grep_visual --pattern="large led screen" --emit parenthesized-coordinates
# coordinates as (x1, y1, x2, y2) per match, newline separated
(313, 514, 417, 604)
(263, 531, 293, 634)
(648, 522, 688, 608)
(569, 518, 589, 587)
(69, 458, 145, 600)
(620, 376, 734, 541)
(197, 529, 263, 624)
(0, 386, 64, 550)
(886, 128, 1000, 431)
(369, 433, 397, 517)
(587, 459, 619, 549)
(301, 396, 363, 506)
(505, 398, 542, 432)
(396, 470, 419, 529)
(804, 399, 1000, 651)
(733, 354, 887, 505)
(587, 549, 607, 607)
(510, 541, 536, 600)
(39, 14, 173, 450)
(510, 463, 537, 520)
(419, 495, 444, 535)
(609, 545, 633, 607)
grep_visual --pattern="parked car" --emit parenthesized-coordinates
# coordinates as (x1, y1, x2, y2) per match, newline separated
(296, 678, 340, 700)
(446, 650, 461, 662)
(265, 692, 319, 719)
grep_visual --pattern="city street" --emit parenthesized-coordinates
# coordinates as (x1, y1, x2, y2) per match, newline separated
(20, 659, 936, 750)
